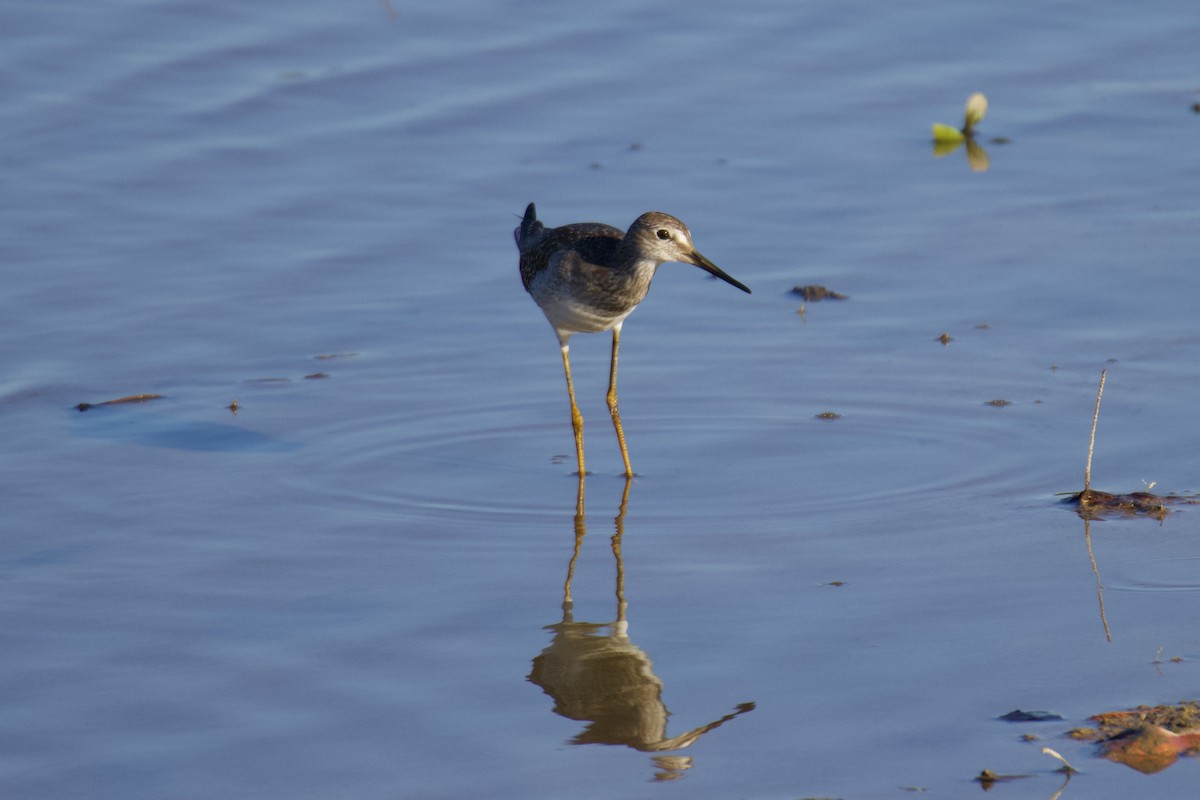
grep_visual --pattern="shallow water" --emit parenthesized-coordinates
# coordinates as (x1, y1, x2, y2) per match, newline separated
(3, 1, 1200, 797)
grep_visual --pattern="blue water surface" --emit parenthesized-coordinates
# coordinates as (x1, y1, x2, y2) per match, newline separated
(3, 1, 1199, 797)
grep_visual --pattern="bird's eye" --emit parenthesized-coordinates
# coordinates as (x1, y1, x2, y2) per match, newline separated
(656, 229, 671, 240)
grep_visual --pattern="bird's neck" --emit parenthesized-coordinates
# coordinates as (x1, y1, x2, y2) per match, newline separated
(610, 251, 660, 299)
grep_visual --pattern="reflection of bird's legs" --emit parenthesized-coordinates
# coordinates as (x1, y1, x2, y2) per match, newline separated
(612, 476, 632, 628)
(559, 340, 586, 477)
(564, 476, 586, 614)
(606, 325, 634, 478)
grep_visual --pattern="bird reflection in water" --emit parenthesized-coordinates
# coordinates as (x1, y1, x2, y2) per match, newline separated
(528, 477, 755, 781)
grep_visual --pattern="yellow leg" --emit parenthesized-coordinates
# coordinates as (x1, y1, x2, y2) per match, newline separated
(606, 326, 634, 477)
(561, 345, 586, 477)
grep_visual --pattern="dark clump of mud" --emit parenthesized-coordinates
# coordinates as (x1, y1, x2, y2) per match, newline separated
(790, 285, 848, 301)
(999, 709, 1062, 722)
(1062, 489, 1199, 519)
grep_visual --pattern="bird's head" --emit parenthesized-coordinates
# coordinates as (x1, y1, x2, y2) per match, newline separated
(628, 213, 751, 294)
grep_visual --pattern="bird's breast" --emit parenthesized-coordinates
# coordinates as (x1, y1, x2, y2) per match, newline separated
(535, 289, 637, 335)
(526, 254, 654, 336)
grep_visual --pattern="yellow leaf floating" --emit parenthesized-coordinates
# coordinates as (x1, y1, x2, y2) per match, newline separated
(931, 123, 965, 143)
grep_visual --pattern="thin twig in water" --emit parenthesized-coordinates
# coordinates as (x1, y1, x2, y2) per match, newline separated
(1084, 369, 1107, 495)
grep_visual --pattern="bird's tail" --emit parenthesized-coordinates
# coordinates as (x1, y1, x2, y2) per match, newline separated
(515, 202, 543, 250)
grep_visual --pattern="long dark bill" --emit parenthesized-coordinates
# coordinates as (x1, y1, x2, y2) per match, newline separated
(688, 250, 752, 294)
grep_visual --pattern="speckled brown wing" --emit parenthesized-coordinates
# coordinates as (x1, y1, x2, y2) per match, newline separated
(516, 204, 624, 292)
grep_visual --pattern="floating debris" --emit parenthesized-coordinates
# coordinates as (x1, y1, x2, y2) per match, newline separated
(963, 92, 988, 133)
(75, 393, 164, 412)
(1072, 700, 1200, 774)
(1090, 702, 1200, 735)
(936, 332, 952, 345)
(974, 768, 1030, 787)
(1153, 645, 1184, 666)
(1063, 489, 1199, 519)
(932, 123, 965, 144)
(814, 411, 842, 420)
(999, 709, 1063, 723)
(790, 285, 848, 301)
(984, 398, 1012, 407)
(1041, 746, 1079, 773)
(931, 93, 993, 172)
(303, 372, 330, 380)
(933, 92, 988, 141)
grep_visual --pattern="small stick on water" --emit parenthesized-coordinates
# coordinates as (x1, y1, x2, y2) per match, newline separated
(1084, 369, 1107, 496)
(75, 393, 164, 412)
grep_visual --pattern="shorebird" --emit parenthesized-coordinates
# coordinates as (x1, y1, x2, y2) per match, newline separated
(515, 203, 751, 477)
